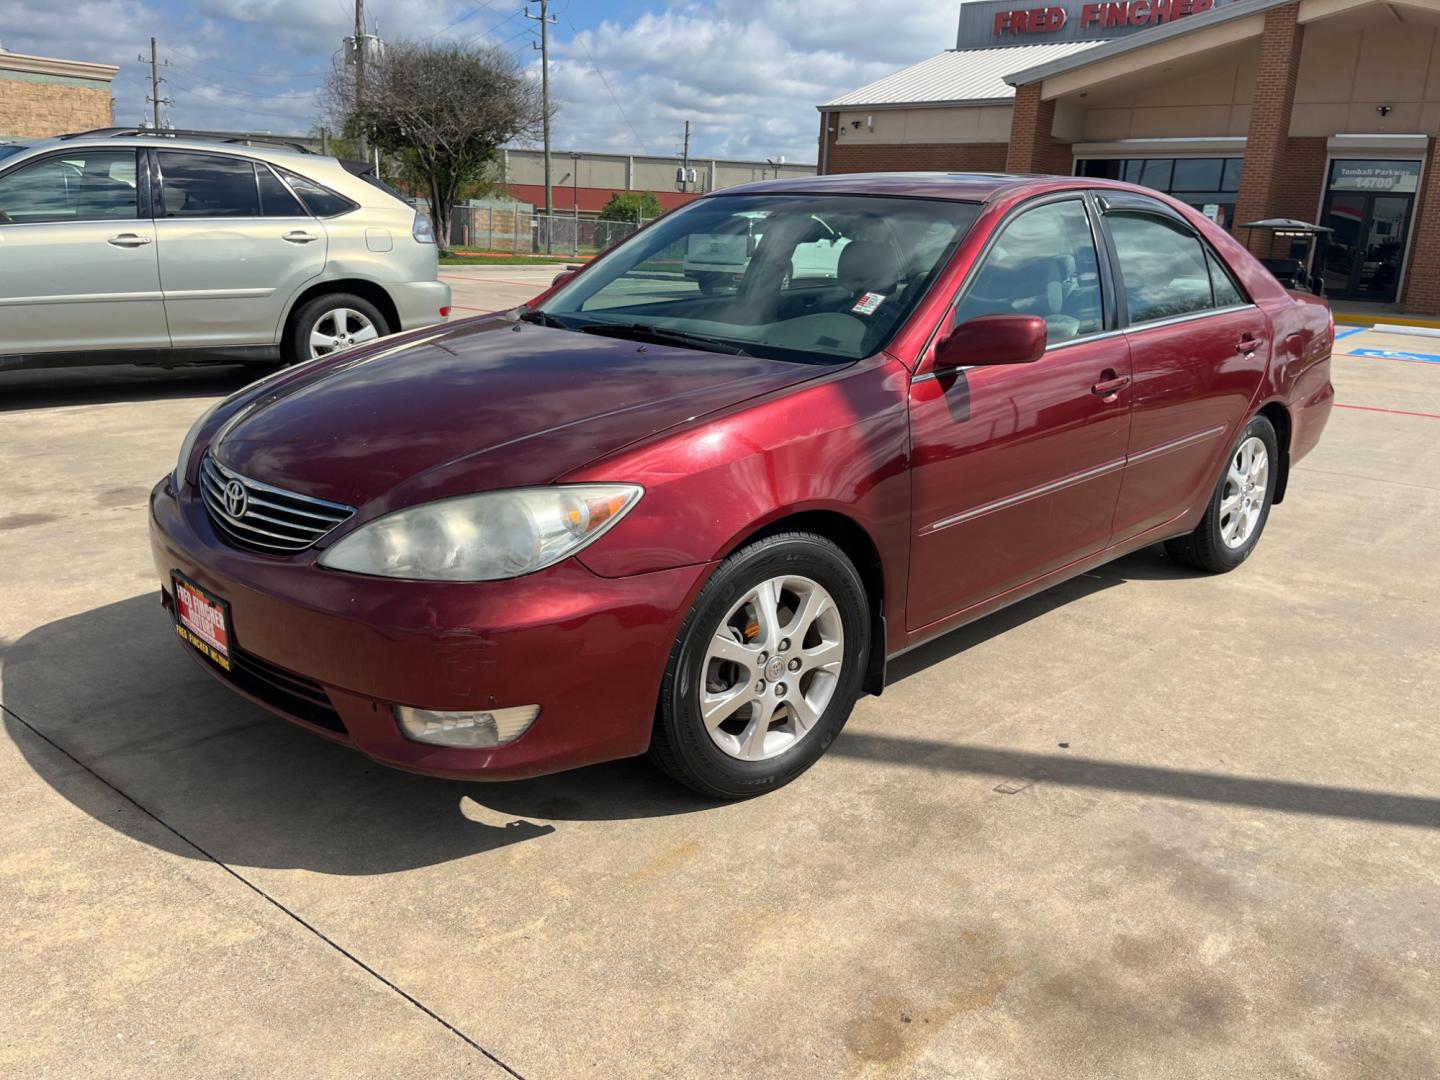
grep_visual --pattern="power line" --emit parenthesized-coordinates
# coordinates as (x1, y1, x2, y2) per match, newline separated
(561, 12, 649, 155)
(163, 60, 322, 100)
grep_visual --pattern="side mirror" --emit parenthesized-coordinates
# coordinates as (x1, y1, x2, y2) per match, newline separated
(934, 314, 1047, 371)
(551, 269, 577, 288)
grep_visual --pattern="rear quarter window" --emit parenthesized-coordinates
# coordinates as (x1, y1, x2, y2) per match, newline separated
(279, 169, 358, 218)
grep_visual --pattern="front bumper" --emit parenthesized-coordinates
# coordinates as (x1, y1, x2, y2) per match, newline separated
(150, 478, 710, 779)
(390, 279, 453, 331)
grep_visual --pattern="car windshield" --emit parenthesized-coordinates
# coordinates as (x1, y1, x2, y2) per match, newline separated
(535, 194, 981, 363)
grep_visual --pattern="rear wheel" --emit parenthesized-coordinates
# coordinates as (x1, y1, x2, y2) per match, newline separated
(1165, 414, 1278, 573)
(283, 293, 390, 364)
(649, 533, 870, 799)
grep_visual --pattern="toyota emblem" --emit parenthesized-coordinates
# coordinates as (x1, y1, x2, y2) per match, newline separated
(223, 479, 248, 518)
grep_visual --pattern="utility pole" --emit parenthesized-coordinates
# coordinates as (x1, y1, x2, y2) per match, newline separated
(526, 1, 556, 251)
(680, 121, 691, 193)
(354, 0, 369, 158)
(138, 37, 171, 129)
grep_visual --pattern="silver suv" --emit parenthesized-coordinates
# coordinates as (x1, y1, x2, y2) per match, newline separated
(0, 128, 450, 372)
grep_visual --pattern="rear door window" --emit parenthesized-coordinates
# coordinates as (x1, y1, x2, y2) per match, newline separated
(158, 151, 260, 217)
(257, 164, 307, 217)
(1106, 211, 1216, 324)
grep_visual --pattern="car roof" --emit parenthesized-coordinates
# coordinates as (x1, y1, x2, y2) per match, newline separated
(14, 132, 320, 167)
(705, 171, 1077, 204)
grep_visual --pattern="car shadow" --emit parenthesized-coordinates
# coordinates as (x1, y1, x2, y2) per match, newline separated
(0, 363, 259, 412)
(886, 542, 1197, 685)
(0, 544, 1206, 876)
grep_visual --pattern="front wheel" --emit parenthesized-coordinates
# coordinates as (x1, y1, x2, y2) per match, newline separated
(1165, 414, 1279, 573)
(649, 533, 870, 799)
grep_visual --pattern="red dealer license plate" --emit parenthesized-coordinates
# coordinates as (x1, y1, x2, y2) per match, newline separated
(173, 574, 232, 671)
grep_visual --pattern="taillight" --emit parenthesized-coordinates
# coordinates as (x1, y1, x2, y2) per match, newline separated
(413, 212, 437, 244)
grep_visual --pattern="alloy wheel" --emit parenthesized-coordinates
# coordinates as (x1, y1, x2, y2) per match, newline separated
(1220, 435, 1269, 549)
(699, 575, 845, 762)
(309, 308, 380, 358)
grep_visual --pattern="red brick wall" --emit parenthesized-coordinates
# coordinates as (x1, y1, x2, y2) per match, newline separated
(1234, 4, 1305, 255)
(1401, 138, 1440, 314)
(827, 140, 1008, 174)
(1006, 83, 1071, 175)
(1253, 136, 1328, 258)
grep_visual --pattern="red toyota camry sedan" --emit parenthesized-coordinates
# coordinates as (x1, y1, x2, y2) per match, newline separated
(151, 172, 1334, 798)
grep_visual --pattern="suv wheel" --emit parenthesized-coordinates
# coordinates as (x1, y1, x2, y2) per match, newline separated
(285, 293, 390, 363)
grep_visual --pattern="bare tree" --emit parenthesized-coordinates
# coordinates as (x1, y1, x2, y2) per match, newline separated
(328, 41, 545, 251)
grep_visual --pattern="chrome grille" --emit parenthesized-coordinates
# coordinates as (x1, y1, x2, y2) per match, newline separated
(200, 453, 355, 554)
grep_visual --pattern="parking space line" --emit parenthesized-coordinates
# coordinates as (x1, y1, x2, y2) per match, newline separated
(0, 701, 527, 1080)
(1334, 326, 1369, 340)
(1336, 403, 1440, 420)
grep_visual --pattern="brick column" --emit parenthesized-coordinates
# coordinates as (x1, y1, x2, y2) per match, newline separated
(1233, 3, 1305, 255)
(1401, 137, 1440, 315)
(1007, 83, 1069, 174)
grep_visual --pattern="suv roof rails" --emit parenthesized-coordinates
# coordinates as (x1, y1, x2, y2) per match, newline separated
(59, 127, 317, 155)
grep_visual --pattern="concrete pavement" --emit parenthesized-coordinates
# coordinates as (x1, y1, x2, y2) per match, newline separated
(1, 322, 1437, 1078)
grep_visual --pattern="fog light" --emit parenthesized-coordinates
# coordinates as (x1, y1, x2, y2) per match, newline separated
(393, 704, 540, 748)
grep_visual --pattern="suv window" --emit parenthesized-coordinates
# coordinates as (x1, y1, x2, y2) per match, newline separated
(159, 151, 260, 217)
(278, 169, 358, 218)
(256, 164, 307, 217)
(1106, 211, 1216, 324)
(953, 198, 1104, 343)
(0, 150, 137, 224)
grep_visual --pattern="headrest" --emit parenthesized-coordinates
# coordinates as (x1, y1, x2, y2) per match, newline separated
(837, 241, 902, 294)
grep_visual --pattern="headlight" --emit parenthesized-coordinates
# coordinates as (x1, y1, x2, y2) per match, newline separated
(317, 484, 643, 581)
(173, 400, 223, 490)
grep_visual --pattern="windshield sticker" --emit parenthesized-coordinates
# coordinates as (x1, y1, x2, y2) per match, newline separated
(852, 292, 887, 316)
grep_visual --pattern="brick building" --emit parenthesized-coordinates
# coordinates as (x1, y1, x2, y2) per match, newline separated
(819, 0, 1440, 312)
(0, 48, 117, 140)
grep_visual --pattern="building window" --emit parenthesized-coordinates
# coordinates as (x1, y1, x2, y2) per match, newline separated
(1077, 157, 1242, 229)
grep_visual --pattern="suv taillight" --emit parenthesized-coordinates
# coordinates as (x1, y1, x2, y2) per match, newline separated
(413, 212, 436, 244)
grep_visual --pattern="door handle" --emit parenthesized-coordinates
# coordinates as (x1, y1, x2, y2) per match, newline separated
(1091, 374, 1131, 398)
(1236, 336, 1263, 355)
(107, 233, 153, 247)
(282, 231, 320, 244)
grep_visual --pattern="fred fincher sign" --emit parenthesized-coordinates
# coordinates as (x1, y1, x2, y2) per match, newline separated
(956, 0, 1243, 48)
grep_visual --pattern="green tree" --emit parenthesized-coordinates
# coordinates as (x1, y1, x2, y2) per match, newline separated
(327, 40, 545, 252)
(598, 190, 663, 224)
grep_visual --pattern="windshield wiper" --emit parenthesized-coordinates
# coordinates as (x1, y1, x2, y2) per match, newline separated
(577, 322, 751, 356)
(518, 308, 573, 329)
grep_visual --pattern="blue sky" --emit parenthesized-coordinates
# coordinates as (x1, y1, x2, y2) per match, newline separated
(1, 0, 960, 163)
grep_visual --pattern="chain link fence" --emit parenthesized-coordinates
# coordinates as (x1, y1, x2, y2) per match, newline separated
(449, 205, 654, 255)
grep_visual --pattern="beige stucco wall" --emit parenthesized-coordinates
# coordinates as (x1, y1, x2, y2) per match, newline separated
(830, 105, 1014, 146)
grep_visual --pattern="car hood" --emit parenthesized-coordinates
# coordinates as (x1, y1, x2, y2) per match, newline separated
(213, 317, 826, 512)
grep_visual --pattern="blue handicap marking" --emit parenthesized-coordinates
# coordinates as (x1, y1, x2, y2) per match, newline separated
(1350, 348, 1440, 365)
(1333, 326, 1369, 340)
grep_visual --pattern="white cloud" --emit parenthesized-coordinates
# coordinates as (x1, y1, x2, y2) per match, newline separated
(537, 0, 958, 164)
(2, 0, 955, 157)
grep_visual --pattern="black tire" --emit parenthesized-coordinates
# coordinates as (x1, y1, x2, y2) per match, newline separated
(649, 532, 871, 799)
(1164, 414, 1279, 573)
(282, 292, 390, 364)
